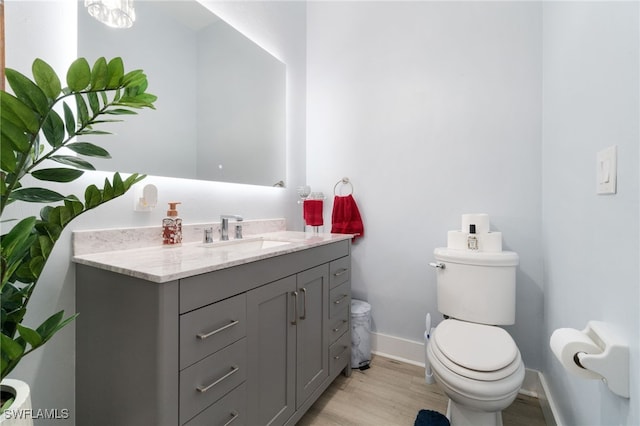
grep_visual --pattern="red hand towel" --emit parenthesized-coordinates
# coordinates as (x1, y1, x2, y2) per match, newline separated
(331, 195, 364, 240)
(303, 199, 324, 226)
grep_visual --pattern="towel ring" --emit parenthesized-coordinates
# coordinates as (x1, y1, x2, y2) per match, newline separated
(334, 177, 354, 196)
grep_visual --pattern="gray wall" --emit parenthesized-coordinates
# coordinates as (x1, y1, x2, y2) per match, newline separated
(306, 1, 544, 370)
(542, 2, 639, 425)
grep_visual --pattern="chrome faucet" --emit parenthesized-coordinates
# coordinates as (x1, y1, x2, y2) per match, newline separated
(220, 215, 243, 241)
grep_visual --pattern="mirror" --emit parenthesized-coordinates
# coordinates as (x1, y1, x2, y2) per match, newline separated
(77, 1, 286, 187)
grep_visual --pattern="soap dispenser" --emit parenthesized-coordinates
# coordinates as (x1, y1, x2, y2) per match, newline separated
(162, 202, 182, 246)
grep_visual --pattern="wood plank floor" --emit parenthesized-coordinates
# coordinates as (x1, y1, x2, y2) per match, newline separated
(298, 355, 546, 426)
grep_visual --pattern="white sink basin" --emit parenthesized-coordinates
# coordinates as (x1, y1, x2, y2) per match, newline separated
(199, 237, 292, 253)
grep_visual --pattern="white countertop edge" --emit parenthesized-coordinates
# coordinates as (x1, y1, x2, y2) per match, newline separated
(72, 231, 353, 283)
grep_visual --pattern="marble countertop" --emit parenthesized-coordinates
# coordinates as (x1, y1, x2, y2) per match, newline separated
(72, 231, 352, 283)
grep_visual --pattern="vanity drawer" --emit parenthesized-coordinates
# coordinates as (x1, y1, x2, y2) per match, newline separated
(183, 382, 246, 426)
(180, 338, 247, 425)
(180, 293, 246, 370)
(329, 281, 351, 318)
(329, 331, 350, 377)
(329, 307, 349, 344)
(329, 256, 350, 289)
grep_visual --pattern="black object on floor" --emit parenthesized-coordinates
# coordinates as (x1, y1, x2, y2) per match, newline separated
(414, 409, 450, 426)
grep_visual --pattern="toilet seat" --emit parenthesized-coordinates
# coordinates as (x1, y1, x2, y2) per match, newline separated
(431, 319, 521, 381)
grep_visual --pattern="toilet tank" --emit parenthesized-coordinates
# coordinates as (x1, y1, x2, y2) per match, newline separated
(433, 248, 519, 325)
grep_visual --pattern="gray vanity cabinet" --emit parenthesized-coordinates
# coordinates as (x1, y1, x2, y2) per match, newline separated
(246, 265, 330, 426)
(76, 239, 350, 426)
(246, 276, 297, 425)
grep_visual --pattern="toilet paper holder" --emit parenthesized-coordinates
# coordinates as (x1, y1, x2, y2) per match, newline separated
(573, 321, 629, 398)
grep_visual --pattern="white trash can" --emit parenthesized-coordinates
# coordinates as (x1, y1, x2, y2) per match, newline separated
(351, 299, 372, 370)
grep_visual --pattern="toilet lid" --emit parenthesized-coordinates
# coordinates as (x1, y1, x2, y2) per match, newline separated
(434, 320, 518, 372)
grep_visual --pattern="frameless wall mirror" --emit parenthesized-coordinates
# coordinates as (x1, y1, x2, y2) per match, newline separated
(78, 1, 286, 187)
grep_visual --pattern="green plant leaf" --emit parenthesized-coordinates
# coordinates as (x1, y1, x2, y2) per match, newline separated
(87, 92, 101, 116)
(0, 332, 25, 360)
(75, 129, 112, 136)
(112, 173, 126, 196)
(36, 311, 78, 341)
(5, 68, 49, 117)
(0, 140, 17, 173)
(41, 109, 65, 148)
(47, 206, 72, 228)
(66, 142, 111, 158)
(63, 102, 76, 136)
(34, 221, 62, 244)
(90, 57, 109, 90)
(17, 324, 42, 348)
(102, 178, 114, 201)
(28, 256, 45, 278)
(31, 168, 84, 183)
(66, 58, 91, 92)
(74, 94, 89, 127)
(1, 115, 31, 154)
(121, 69, 145, 86)
(32, 58, 62, 101)
(106, 57, 124, 88)
(0, 218, 36, 285)
(0, 91, 40, 134)
(10, 188, 67, 203)
(64, 197, 85, 217)
(123, 173, 146, 189)
(103, 108, 137, 116)
(1, 396, 15, 414)
(36, 234, 54, 259)
(49, 155, 95, 170)
(84, 185, 102, 209)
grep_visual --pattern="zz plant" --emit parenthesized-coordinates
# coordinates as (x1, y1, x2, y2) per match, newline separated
(0, 57, 157, 381)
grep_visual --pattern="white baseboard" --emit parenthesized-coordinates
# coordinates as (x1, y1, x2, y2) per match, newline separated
(370, 331, 561, 426)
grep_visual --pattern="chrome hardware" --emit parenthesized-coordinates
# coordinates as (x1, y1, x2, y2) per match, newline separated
(333, 268, 348, 277)
(291, 291, 298, 325)
(300, 288, 307, 320)
(197, 366, 239, 393)
(234, 224, 243, 240)
(197, 320, 240, 340)
(333, 320, 348, 332)
(429, 262, 445, 269)
(334, 346, 348, 360)
(220, 215, 243, 241)
(203, 227, 214, 244)
(223, 412, 239, 426)
(333, 294, 349, 305)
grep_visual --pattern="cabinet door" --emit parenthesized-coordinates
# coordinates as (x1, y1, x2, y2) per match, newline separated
(247, 276, 296, 426)
(296, 265, 329, 408)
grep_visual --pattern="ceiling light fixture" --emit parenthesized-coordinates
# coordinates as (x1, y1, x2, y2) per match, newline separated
(85, 0, 135, 29)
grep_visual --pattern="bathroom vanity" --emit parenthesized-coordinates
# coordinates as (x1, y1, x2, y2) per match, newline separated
(73, 231, 352, 426)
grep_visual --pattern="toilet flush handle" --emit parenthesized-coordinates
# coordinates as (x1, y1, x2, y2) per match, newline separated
(429, 262, 445, 269)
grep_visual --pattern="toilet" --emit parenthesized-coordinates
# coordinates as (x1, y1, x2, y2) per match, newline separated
(427, 248, 524, 426)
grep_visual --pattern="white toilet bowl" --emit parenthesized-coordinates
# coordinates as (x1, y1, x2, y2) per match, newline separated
(426, 319, 525, 426)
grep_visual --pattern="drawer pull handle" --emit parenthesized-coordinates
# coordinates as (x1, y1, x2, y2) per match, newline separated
(300, 287, 307, 320)
(197, 320, 240, 340)
(291, 291, 298, 325)
(333, 320, 348, 332)
(333, 294, 348, 305)
(197, 366, 239, 393)
(333, 346, 348, 360)
(333, 268, 348, 277)
(223, 411, 239, 426)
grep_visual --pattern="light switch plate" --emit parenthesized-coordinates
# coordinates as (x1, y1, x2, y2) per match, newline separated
(596, 145, 617, 195)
